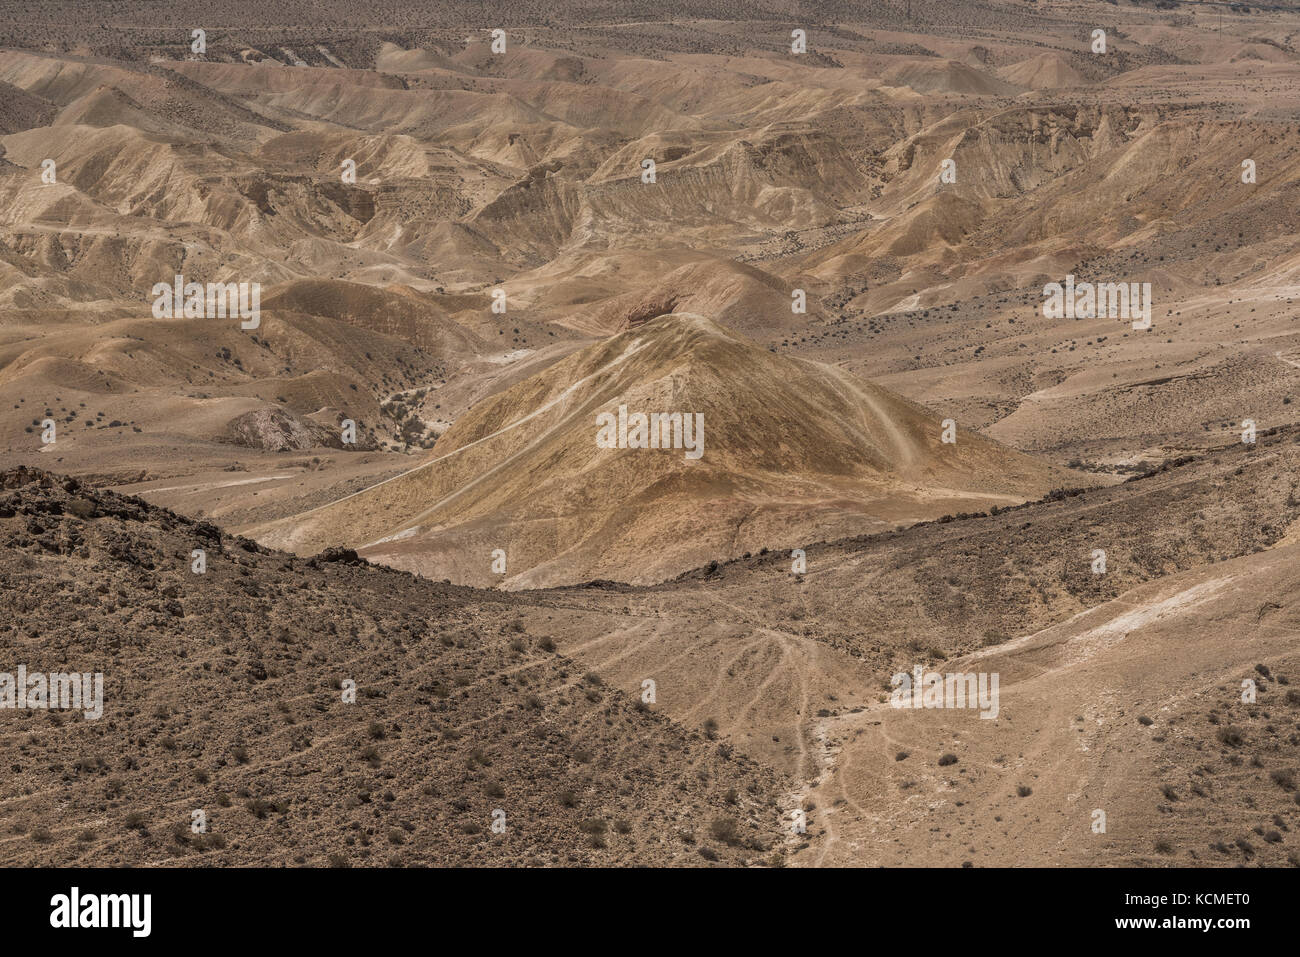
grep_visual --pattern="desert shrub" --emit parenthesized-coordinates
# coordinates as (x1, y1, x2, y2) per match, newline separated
(709, 817, 740, 846)
(1217, 726, 1245, 747)
(196, 833, 226, 852)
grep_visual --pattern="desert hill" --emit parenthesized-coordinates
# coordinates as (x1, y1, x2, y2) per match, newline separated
(516, 424, 1300, 865)
(8, 428, 1299, 868)
(0, 466, 785, 867)
(0, 0, 1299, 873)
(997, 53, 1088, 91)
(247, 313, 1077, 586)
(882, 59, 1021, 97)
(1, 7, 1296, 508)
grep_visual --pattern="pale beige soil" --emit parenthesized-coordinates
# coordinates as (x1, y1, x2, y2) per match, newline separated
(1, 0, 1299, 867)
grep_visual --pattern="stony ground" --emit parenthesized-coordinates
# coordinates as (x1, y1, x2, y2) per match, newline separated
(0, 467, 785, 866)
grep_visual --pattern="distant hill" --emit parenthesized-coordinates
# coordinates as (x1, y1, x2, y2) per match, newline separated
(249, 313, 1076, 586)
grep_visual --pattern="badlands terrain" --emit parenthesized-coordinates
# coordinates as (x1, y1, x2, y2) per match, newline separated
(0, 0, 1299, 866)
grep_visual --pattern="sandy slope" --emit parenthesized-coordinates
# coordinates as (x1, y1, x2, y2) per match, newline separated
(247, 313, 1075, 586)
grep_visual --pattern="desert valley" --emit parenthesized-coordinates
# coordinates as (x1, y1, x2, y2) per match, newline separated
(0, 0, 1298, 870)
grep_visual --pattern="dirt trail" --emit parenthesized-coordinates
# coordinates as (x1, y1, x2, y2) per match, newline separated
(784, 543, 1300, 866)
